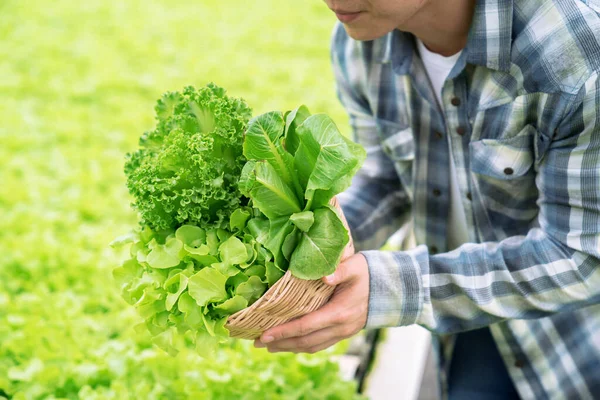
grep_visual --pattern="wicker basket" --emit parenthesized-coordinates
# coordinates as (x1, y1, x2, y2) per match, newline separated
(226, 197, 353, 340)
(225, 270, 336, 339)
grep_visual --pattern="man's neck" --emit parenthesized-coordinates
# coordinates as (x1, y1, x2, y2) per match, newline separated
(401, 0, 477, 57)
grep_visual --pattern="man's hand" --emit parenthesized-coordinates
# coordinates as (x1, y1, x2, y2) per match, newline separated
(254, 252, 369, 353)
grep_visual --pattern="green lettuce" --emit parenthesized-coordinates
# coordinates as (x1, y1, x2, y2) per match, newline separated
(241, 107, 366, 279)
(124, 84, 252, 231)
(114, 89, 365, 356)
(111, 207, 285, 355)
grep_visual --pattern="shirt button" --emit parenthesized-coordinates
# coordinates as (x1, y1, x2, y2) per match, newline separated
(514, 359, 525, 368)
(504, 167, 514, 176)
(456, 126, 466, 136)
(451, 97, 461, 107)
(433, 189, 441, 197)
(466, 192, 472, 201)
(434, 131, 443, 139)
(430, 246, 439, 254)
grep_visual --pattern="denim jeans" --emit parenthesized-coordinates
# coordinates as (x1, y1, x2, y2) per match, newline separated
(447, 327, 521, 400)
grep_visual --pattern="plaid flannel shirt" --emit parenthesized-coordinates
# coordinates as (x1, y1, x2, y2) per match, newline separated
(333, 0, 600, 398)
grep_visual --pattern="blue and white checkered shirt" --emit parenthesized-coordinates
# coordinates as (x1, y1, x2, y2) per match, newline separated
(333, 0, 600, 398)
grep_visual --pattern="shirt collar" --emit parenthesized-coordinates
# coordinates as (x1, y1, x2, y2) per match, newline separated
(465, 0, 514, 72)
(374, 0, 514, 73)
(374, 30, 415, 75)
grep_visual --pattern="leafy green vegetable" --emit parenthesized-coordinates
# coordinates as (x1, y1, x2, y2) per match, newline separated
(214, 295, 248, 315)
(264, 216, 296, 269)
(229, 208, 251, 232)
(242, 108, 365, 279)
(244, 264, 266, 279)
(266, 261, 285, 286)
(284, 105, 311, 155)
(282, 228, 300, 261)
(236, 276, 268, 305)
(219, 235, 249, 266)
(242, 111, 303, 198)
(296, 115, 365, 209)
(165, 272, 189, 311)
(175, 225, 206, 247)
(111, 209, 279, 355)
(114, 87, 365, 360)
(146, 237, 183, 269)
(290, 211, 315, 232)
(187, 268, 228, 307)
(124, 84, 252, 231)
(241, 160, 302, 219)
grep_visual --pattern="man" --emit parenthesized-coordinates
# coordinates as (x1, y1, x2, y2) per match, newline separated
(254, 0, 600, 398)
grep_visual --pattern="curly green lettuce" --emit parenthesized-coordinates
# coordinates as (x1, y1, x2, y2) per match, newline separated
(125, 84, 252, 231)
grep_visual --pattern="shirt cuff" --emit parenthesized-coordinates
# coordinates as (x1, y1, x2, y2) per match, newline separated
(361, 248, 424, 329)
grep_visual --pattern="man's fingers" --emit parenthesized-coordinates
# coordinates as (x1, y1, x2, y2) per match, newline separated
(260, 300, 340, 343)
(264, 326, 341, 352)
(305, 338, 340, 354)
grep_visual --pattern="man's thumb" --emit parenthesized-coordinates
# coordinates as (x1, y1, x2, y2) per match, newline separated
(322, 260, 352, 286)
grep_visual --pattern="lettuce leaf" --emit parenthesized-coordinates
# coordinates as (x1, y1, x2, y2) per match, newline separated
(289, 206, 349, 279)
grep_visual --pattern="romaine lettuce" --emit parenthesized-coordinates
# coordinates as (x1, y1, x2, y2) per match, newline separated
(241, 107, 366, 279)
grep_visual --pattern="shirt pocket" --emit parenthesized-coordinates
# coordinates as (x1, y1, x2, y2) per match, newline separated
(469, 127, 540, 231)
(470, 138, 534, 180)
(377, 119, 416, 200)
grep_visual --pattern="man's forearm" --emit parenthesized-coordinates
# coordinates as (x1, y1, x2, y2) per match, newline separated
(362, 228, 600, 333)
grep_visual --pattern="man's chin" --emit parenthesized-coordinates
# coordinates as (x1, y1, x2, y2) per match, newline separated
(342, 25, 392, 41)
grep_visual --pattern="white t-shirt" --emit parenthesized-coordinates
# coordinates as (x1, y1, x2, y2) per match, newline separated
(416, 38, 469, 251)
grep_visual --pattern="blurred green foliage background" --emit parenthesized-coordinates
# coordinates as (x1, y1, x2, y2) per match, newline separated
(0, 0, 359, 398)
